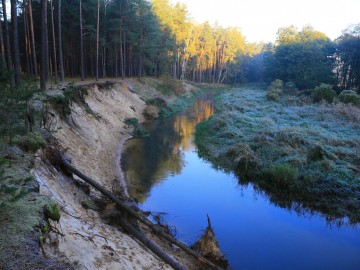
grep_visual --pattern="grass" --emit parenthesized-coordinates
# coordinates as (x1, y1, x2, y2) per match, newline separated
(46, 83, 98, 120)
(0, 143, 71, 269)
(195, 86, 360, 224)
(13, 131, 46, 152)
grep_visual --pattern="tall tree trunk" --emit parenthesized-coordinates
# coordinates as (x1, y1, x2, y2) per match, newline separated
(40, 0, 47, 91)
(50, 0, 57, 83)
(79, 0, 84, 80)
(58, 0, 64, 81)
(0, 15, 5, 63)
(2, 0, 12, 72)
(173, 61, 177, 79)
(180, 58, 186, 80)
(139, 27, 143, 77)
(122, 32, 126, 77)
(28, 0, 37, 76)
(11, 0, 21, 86)
(103, 1, 107, 78)
(96, 0, 100, 81)
(45, 1, 49, 80)
(119, 31, 122, 77)
(115, 50, 118, 77)
(23, 0, 32, 77)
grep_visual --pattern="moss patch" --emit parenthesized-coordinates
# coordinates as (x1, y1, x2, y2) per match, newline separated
(0, 143, 72, 269)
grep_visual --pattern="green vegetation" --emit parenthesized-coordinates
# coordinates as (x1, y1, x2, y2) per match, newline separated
(260, 164, 298, 191)
(264, 26, 336, 89)
(312, 83, 336, 103)
(45, 201, 61, 222)
(266, 79, 284, 101)
(46, 84, 97, 120)
(337, 90, 360, 107)
(0, 76, 70, 268)
(155, 76, 185, 96)
(132, 126, 150, 138)
(195, 86, 360, 223)
(0, 142, 68, 269)
(13, 132, 46, 152)
(124, 117, 139, 127)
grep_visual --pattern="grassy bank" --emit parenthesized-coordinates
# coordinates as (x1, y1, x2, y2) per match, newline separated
(0, 140, 72, 269)
(195, 85, 360, 224)
(134, 77, 226, 118)
(0, 79, 72, 269)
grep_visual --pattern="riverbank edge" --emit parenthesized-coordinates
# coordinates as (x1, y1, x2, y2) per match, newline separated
(194, 85, 360, 224)
(34, 78, 216, 270)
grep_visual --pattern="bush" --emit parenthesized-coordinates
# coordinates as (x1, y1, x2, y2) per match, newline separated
(260, 164, 298, 190)
(157, 76, 185, 96)
(46, 84, 97, 119)
(44, 200, 61, 222)
(312, 84, 336, 103)
(145, 97, 167, 108)
(124, 117, 138, 127)
(13, 131, 46, 152)
(226, 143, 260, 178)
(266, 79, 284, 101)
(133, 126, 150, 138)
(337, 90, 360, 107)
(143, 105, 159, 120)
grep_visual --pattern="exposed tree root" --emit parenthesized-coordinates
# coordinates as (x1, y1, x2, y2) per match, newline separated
(192, 215, 229, 269)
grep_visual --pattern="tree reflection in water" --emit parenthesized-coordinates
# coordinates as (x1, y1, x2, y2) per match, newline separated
(121, 95, 215, 202)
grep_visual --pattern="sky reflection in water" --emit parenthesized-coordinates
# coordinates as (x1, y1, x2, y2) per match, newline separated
(121, 94, 360, 270)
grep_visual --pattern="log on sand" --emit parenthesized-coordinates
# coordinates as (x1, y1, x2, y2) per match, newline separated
(60, 156, 224, 270)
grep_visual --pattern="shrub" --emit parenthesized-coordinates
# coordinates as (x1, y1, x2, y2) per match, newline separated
(145, 97, 167, 108)
(13, 131, 46, 152)
(46, 84, 97, 119)
(337, 90, 360, 107)
(226, 143, 260, 177)
(157, 76, 185, 96)
(307, 145, 326, 161)
(260, 164, 298, 190)
(133, 126, 150, 138)
(44, 200, 61, 222)
(312, 83, 336, 103)
(143, 105, 159, 120)
(266, 79, 284, 101)
(124, 117, 138, 127)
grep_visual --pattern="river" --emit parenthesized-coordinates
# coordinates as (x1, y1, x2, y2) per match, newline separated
(121, 91, 360, 270)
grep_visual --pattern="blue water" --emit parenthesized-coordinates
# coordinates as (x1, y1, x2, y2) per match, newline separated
(121, 94, 360, 270)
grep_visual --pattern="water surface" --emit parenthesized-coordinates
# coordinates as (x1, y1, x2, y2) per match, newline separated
(121, 93, 360, 270)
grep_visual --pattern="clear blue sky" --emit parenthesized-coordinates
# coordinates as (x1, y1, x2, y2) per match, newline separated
(172, 0, 360, 43)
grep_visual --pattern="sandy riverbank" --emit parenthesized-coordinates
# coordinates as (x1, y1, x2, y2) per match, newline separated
(34, 79, 201, 269)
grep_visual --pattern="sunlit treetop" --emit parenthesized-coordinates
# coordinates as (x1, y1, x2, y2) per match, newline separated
(276, 25, 329, 46)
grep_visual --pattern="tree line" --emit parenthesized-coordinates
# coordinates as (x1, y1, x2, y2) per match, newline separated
(261, 24, 360, 91)
(0, 0, 359, 91)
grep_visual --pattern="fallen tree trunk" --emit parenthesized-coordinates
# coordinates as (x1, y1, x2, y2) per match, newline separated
(118, 216, 186, 270)
(61, 156, 224, 270)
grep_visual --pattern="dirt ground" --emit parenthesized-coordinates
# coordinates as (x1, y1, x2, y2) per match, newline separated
(34, 79, 202, 270)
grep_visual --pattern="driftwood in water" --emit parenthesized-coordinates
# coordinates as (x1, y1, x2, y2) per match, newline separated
(60, 156, 224, 270)
(192, 215, 229, 269)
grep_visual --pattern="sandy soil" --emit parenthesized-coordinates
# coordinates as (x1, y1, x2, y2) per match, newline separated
(34, 79, 200, 270)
